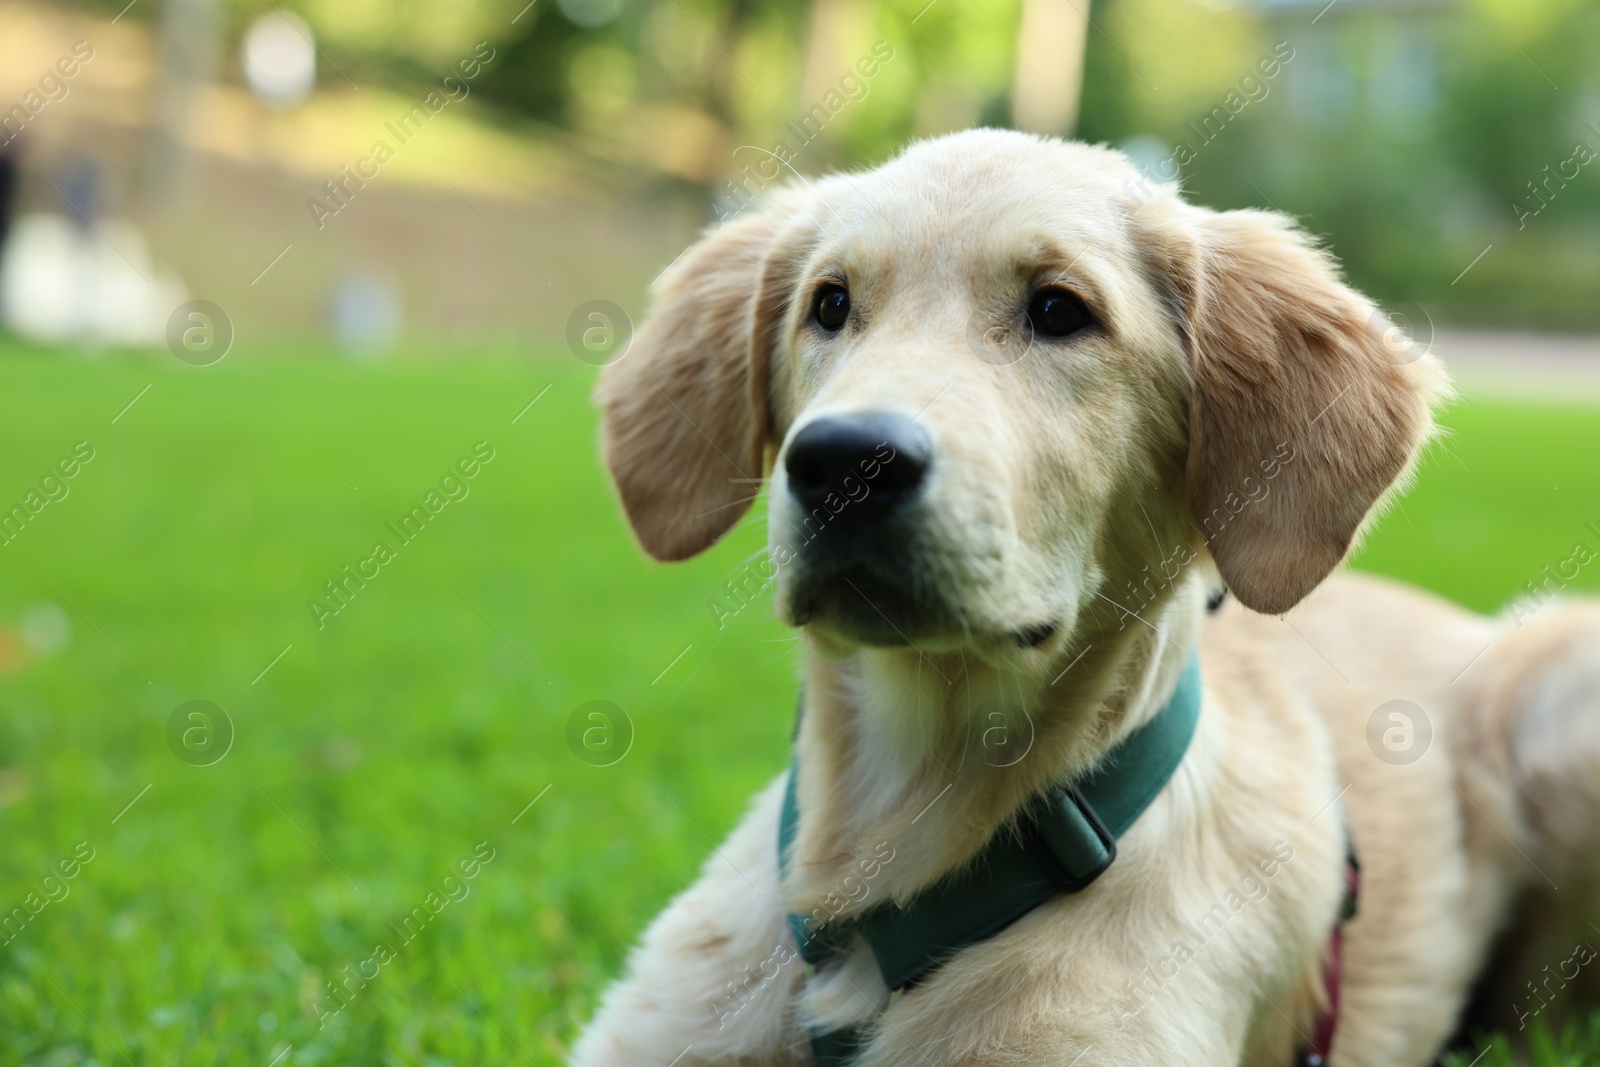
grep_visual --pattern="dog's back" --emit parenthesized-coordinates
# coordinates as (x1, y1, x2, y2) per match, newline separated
(1209, 570, 1600, 1056)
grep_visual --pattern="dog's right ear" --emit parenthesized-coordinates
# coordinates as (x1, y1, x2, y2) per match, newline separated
(596, 194, 818, 562)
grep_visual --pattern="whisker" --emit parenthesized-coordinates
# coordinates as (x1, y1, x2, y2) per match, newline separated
(1092, 592, 1183, 651)
(693, 492, 762, 519)
(762, 643, 803, 667)
(732, 513, 772, 533)
(1138, 501, 1167, 558)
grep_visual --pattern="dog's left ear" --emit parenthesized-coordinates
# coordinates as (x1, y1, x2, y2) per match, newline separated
(1141, 200, 1450, 615)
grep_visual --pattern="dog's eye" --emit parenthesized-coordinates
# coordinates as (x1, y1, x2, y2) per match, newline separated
(1026, 287, 1093, 338)
(814, 284, 850, 331)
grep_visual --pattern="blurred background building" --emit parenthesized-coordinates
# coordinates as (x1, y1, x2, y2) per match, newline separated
(0, 0, 1594, 355)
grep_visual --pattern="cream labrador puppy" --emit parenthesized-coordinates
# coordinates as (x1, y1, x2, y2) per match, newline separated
(571, 130, 1600, 1066)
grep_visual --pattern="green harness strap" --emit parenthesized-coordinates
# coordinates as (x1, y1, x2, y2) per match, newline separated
(778, 655, 1202, 1065)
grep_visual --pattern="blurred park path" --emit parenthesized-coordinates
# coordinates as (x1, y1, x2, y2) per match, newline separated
(1437, 332, 1600, 403)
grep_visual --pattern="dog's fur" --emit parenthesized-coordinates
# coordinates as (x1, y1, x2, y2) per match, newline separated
(573, 130, 1600, 1066)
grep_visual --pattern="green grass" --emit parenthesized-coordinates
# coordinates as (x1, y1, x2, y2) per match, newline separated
(0, 342, 1597, 1066)
(1442, 1016, 1600, 1067)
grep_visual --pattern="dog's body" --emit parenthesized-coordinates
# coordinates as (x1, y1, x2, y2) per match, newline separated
(572, 131, 1600, 1065)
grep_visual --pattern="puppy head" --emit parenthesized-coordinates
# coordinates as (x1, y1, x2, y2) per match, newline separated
(597, 131, 1446, 664)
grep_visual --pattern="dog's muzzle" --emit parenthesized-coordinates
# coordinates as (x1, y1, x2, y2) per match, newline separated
(780, 411, 950, 644)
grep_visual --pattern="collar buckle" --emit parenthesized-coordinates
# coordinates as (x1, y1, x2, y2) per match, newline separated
(1021, 784, 1119, 895)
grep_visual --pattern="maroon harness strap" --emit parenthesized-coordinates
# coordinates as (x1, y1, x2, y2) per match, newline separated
(1298, 851, 1362, 1067)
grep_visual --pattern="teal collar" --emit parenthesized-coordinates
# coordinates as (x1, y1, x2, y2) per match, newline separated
(779, 654, 1202, 1064)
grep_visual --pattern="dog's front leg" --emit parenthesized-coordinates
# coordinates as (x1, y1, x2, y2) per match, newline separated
(570, 774, 811, 1067)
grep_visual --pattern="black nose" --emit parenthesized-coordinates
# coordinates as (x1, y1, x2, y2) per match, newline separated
(784, 412, 931, 513)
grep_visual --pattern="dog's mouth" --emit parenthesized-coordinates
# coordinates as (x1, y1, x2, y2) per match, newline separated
(788, 564, 955, 648)
(775, 487, 1049, 654)
(1011, 621, 1057, 648)
(785, 560, 1061, 656)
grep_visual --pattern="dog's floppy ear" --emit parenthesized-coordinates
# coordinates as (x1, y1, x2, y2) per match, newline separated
(595, 194, 817, 561)
(1148, 202, 1449, 614)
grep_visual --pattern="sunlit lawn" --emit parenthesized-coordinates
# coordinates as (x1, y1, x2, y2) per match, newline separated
(0, 341, 1596, 1065)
